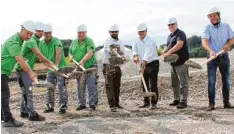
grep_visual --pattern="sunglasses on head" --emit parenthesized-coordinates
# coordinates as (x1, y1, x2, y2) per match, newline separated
(168, 23, 175, 26)
(110, 31, 118, 33)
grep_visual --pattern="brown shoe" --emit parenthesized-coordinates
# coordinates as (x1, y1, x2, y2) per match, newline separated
(224, 101, 234, 109)
(206, 103, 215, 111)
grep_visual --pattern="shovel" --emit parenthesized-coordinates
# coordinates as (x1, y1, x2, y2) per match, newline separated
(137, 63, 156, 98)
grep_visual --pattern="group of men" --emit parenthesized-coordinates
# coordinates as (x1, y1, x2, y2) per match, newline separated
(1, 6, 234, 127)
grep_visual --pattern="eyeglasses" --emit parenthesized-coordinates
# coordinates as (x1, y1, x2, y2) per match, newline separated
(168, 23, 175, 27)
(110, 31, 119, 33)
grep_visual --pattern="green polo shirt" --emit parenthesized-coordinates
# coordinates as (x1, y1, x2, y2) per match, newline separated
(69, 37, 96, 69)
(16, 34, 40, 70)
(39, 37, 67, 69)
(1, 33, 23, 77)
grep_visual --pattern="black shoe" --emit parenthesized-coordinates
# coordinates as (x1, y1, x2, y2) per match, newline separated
(177, 102, 187, 109)
(44, 107, 54, 113)
(169, 100, 180, 106)
(224, 101, 234, 109)
(29, 113, 45, 121)
(20, 112, 29, 118)
(110, 107, 117, 112)
(89, 105, 96, 111)
(3, 118, 24, 127)
(139, 103, 150, 108)
(149, 104, 156, 110)
(59, 105, 67, 114)
(116, 104, 124, 109)
(76, 105, 86, 111)
(206, 103, 215, 111)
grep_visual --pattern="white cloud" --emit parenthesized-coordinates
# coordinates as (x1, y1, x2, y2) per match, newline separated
(0, 0, 233, 45)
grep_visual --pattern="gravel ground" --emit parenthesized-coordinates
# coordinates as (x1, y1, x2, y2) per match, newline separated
(2, 49, 234, 134)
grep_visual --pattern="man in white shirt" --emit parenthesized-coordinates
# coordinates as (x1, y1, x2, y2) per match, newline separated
(132, 23, 160, 110)
(102, 24, 126, 112)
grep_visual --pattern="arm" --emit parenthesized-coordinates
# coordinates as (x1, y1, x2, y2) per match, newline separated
(15, 56, 37, 81)
(55, 40, 63, 66)
(118, 41, 126, 56)
(223, 25, 234, 51)
(166, 32, 186, 55)
(80, 50, 93, 64)
(55, 48, 62, 66)
(166, 41, 184, 54)
(15, 56, 34, 74)
(79, 39, 95, 65)
(132, 41, 139, 64)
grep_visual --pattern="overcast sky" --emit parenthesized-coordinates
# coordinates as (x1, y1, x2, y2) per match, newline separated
(0, 0, 233, 46)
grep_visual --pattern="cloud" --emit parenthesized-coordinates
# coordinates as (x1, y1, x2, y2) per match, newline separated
(1, 0, 233, 46)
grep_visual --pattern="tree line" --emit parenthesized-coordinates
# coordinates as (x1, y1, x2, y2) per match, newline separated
(60, 36, 234, 58)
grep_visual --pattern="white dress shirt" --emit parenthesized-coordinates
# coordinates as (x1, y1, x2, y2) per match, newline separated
(132, 35, 159, 63)
(102, 37, 126, 64)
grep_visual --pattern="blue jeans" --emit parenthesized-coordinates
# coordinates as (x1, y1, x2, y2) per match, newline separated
(76, 66, 98, 107)
(16, 70, 36, 116)
(207, 53, 230, 104)
(46, 72, 68, 108)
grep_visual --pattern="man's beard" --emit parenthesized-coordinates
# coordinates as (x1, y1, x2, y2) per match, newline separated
(212, 19, 221, 26)
(111, 35, 118, 40)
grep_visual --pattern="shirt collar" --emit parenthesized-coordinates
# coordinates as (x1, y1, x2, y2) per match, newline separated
(140, 35, 148, 43)
(170, 28, 179, 36)
(109, 37, 118, 42)
(32, 34, 40, 42)
(211, 21, 222, 28)
(78, 37, 87, 44)
(43, 36, 54, 45)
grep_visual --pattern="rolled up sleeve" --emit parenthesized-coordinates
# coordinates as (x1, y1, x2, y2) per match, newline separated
(6, 42, 22, 57)
(132, 41, 138, 56)
(201, 25, 210, 39)
(227, 24, 234, 39)
(86, 39, 95, 52)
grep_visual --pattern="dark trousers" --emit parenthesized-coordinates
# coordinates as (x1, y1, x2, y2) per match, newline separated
(1, 74, 13, 121)
(103, 64, 121, 107)
(142, 60, 159, 105)
(207, 53, 230, 104)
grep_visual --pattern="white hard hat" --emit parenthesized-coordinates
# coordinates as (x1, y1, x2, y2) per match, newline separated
(77, 24, 87, 32)
(109, 24, 119, 31)
(44, 23, 52, 32)
(137, 23, 147, 31)
(207, 6, 220, 16)
(35, 21, 44, 31)
(21, 20, 36, 33)
(168, 17, 177, 25)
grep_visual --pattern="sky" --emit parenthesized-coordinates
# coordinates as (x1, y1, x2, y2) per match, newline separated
(0, 0, 234, 46)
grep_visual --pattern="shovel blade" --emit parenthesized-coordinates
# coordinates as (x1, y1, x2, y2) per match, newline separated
(143, 92, 156, 97)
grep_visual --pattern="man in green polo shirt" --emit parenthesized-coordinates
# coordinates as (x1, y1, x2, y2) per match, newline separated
(1, 20, 37, 127)
(39, 23, 68, 114)
(69, 24, 98, 111)
(15, 22, 56, 121)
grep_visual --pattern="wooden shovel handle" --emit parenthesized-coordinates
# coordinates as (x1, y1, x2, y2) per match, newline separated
(48, 68, 69, 78)
(72, 59, 86, 71)
(137, 63, 149, 93)
(204, 50, 225, 64)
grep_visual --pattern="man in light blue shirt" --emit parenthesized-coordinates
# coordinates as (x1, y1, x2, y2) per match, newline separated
(133, 23, 159, 110)
(201, 6, 234, 111)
